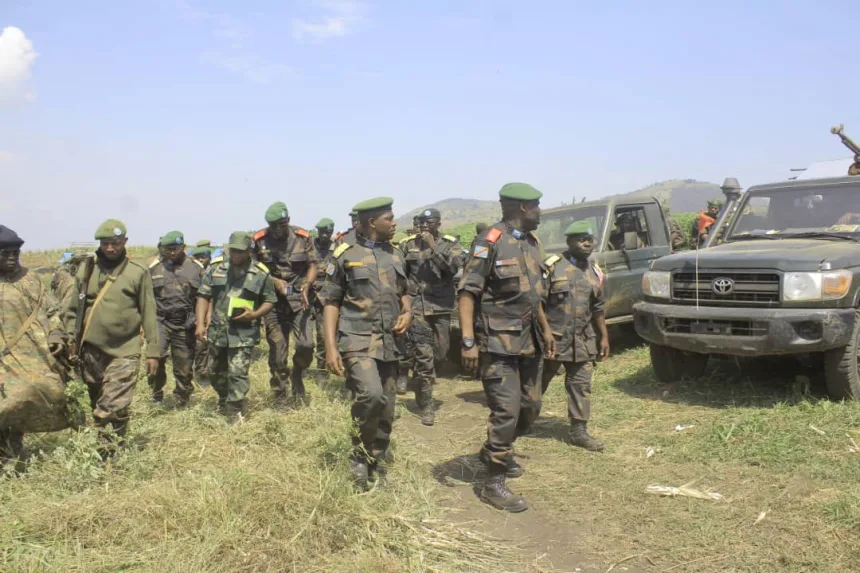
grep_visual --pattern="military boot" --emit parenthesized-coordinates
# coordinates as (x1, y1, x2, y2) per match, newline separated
(350, 455, 370, 491)
(396, 374, 408, 395)
(479, 450, 524, 478)
(290, 370, 307, 403)
(480, 466, 529, 513)
(420, 404, 435, 426)
(569, 421, 605, 452)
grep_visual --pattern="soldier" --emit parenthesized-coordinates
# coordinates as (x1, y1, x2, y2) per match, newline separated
(311, 218, 335, 369)
(333, 210, 359, 247)
(195, 232, 276, 418)
(190, 242, 214, 388)
(192, 240, 213, 269)
(691, 199, 723, 246)
(0, 226, 68, 470)
(398, 208, 463, 425)
(662, 203, 685, 252)
(458, 182, 556, 513)
(608, 212, 648, 250)
(320, 197, 413, 490)
(253, 202, 318, 403)
(63, 219, 160, 458)
(147, 231, 204, 406)
(51, 249, 91, 311)
(540, 221, 610, 452)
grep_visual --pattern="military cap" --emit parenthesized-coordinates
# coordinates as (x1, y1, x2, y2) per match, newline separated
(193, 247, 212, 257)
(352, 197, 394, 214)
(564, 220, 595, 236)
(0, 225, 24, 248)
(226, 231, 253, 250)
(419, 208, 442, 220)
(707, 199, 724, 207)
(161, 230, 185, 246)
(195, 239, 211, 248)
(315, 218, 335, 230)
(94, 219, 127, 240)
(265, 201, 289, 223)
(349, 210, 359, 218)
(499, 182, 542, 201)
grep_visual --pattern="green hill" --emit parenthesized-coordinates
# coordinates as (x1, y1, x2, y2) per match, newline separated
(397, 199, 499, 231)
(608, 179, 722, 213)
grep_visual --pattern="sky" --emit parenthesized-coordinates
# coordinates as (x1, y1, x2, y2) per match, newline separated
(2, 0, 860, 250)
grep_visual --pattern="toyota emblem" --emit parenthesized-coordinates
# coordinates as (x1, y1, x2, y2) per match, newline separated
(712, 277, 734, 295)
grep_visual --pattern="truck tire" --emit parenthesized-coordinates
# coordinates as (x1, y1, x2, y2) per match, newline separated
(649, 344, 708, 383)
(823, 310, 860, 400)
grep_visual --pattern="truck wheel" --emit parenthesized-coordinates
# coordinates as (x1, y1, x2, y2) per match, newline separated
(650, 344, 708, 383)
(823, 310, 860, 400)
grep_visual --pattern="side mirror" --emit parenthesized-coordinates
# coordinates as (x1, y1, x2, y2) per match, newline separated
(623, 231, 640, 250)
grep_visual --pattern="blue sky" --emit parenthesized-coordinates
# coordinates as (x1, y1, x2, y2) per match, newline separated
(1, 0, 859, 249)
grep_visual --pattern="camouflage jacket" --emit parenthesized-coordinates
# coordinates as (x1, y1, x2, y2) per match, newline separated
(319, 236, 412, 362)
(667, 216, 685, 251)
(253, 226, 317, 312)
(458, 222, 546, 357)
(149, 255, 204, 326)
(51, 266, 77, 314)
(398, 233, 462, 316)
(543, 253, 604, 362)
(63, 253, 160, 359)
(198, 260, 277, 348)
(333, 228, 357, 248)
(312, 239, 333, 293)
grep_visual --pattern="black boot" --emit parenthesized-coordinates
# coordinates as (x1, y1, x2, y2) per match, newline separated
(479, 450, 524, 479)
(350, 455, 369, 491)
(480, 466, 528, 513)
(396, 374, 408, 395)
(569, 421, 605, 452)
(291, 370, 307, 403)
(420, 404, 435, 426)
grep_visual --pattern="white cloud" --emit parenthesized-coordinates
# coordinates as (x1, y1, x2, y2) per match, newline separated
(292, 1, 365, 42)
(0, 27, 38, 103)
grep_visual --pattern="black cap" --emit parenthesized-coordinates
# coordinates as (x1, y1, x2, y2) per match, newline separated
(0, 225, 24, 248)
(418, 208, 442, 220)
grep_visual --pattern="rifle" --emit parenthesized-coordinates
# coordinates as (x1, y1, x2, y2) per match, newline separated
(831, 124, 860, 175)
(69, 255, 95, 367)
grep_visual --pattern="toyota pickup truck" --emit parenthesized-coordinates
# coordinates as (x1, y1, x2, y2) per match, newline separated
(634, 172, 860, 399)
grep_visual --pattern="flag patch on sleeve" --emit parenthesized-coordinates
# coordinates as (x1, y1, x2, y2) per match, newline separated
(473, 246, 489, 259)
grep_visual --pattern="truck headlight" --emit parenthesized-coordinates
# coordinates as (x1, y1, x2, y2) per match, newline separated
(783, 270, 852, 301)
(643, 271, 671, 299)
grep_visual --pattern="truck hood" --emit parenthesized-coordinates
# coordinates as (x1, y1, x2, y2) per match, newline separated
(652, 239, 860, 273)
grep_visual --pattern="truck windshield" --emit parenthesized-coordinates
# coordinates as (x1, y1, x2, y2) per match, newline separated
(537, 205, 608, 252)
(728, 182, 860, 240)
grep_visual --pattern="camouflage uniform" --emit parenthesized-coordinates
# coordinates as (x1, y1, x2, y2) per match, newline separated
(191, 247, 213, 387)
(458, 222, 546, 470)
(198, 259, 277, 411)
(540, 253, 604, 423)
(333, 227, 357, 248)
(254, 226, 318, 398)
(320, 236, 411, 466)
(148, 254, 203, 403)
(667, 216, 685, 252)
(398, 232, 462, 410)
(311, 237, 332, 368)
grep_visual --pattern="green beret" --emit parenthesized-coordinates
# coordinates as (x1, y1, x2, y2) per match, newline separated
(226, 231, 253, 250)
(195, 239, 211, 248)
(499, 182, 542, 202)
(94, 219, 127, 240)
(564, 220, 595, 236)
(265, 201, 289, 223)
(192, 247, 212, 257)
(349, 210, 359, 218)
(315, 218, 335, 230)
(353, 196, 394, 214)
(161, 230, 184, 247)
(419, 207, 442, 220)
(707, 199, 724, 207)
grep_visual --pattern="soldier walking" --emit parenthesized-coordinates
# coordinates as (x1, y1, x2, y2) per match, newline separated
(540, 221, 609, 451)
(196, 232, 276, 418)
(320, 197, 413, 490)
(147, 231, 204, 407)
(63, 219, 160, 458)
(311, 218, 335, 369)
(398, 208, 462, 425)
(458, 183, 555, 513)
(190, 241, 214, 387)
(253, 202, 318, 403)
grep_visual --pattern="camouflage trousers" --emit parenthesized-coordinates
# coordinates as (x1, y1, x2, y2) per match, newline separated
(406, 315, 450, 407)
(541, 360, 593, 423)
(149, 320, 196, 402)
(344, 355, 397, 463)
(80, 343, 140, 435)
(194, 339, 209, 386)
(311, 303, 326, 368)
(264, 302, 314, 395)
(208, 344, 253, 409)
(480, 353, 543, 470)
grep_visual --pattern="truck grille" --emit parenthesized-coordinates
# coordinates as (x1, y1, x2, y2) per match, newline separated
(672, 272, 780, 306)
(662, 318, 768, 337)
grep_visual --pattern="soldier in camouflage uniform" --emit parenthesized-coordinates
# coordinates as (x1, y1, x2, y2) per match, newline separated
(320, 197, 413, 490)
(190, 241, 214, 387)
(458, 183, 556, 513)
(51, 249, 91, 312)
(148, 231, 204, 406)
(0, 226, 68, 469)
(662, 203, 685, 252)
(191, 240, 213, 269)
(398, 208, 462, 425)
(196, 232, 276, 418)
(253, 202, 318, 402)
(63, 219, 160, 458)
(540, 221, 610, 452)
(333, 210, 359, 248)
(311, 218, 335, 368)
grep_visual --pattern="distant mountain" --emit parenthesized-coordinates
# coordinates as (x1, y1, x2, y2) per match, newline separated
(398, 198, 500, 230)
(606, 179, 723, 213)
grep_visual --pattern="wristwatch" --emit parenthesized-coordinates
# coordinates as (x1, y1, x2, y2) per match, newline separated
(461, 337, 476, 349)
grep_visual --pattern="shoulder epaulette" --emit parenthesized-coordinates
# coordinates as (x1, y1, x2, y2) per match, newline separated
(148, 258, 161, 269)
(334, 231, 346, 241)
(544, 254, 561, 268)
(253, 229, 267, 242)
(485, 228, 503, 244)
(255, 261, 270, 274)
(294, 228, 310, 238)
(211, 255, 224, 265)
(333, 243, 352, 258)
(443, 234, 458, 242)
